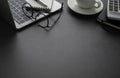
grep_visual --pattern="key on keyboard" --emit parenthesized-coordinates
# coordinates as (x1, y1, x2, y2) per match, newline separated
(8, 0, 30, 24)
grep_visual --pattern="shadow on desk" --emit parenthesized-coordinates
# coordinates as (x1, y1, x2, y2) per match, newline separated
(99, 22, 120, 35)
(68, 8, 120, 35)
(0, 19, 16, 49)
(67, 7, 100, 21)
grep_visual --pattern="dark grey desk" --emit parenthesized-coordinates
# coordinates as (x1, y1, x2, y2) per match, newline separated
(0, 0, 120, 78)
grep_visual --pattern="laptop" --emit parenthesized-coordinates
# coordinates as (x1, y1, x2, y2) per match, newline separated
(0, 0, 62, 30)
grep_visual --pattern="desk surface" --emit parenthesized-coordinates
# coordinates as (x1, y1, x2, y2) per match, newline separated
(0, 0, 120, 78)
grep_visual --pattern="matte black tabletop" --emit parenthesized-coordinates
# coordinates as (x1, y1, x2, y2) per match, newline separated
(0, 0, 120, 78)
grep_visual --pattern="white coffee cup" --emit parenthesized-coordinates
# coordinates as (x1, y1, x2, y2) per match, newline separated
(76, 0, 101, 9)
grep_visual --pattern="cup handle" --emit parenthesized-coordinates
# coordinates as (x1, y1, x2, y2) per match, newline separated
(94, 0, 101, 8)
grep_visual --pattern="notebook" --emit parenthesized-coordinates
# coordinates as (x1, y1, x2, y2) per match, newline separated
(26, 0, 54, 11)
(97, 6, 120, 30)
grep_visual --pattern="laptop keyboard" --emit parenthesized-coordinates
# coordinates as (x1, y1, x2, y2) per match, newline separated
(8, 0, 30, 24)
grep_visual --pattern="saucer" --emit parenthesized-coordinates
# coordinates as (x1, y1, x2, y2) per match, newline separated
(67, 0, 104, 15)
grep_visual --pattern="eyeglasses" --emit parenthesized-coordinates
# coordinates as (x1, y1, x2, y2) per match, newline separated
(22, 2, 63, 30)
